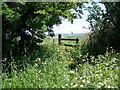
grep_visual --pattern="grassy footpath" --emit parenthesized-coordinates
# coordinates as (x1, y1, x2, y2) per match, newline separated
(2, 36, 120, 88)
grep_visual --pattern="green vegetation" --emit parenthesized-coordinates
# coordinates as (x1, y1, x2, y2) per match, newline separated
(2, 2, 83, 60)
(2, 2, 120, 89)
(2, 37, 120, 88)
(86, 2, 120, 56)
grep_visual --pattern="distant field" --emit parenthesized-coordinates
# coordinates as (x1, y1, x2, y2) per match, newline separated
(44, 33, 89, 45)
(55, 33, 88, 38)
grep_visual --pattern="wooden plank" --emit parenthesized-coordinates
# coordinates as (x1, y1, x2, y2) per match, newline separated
(76, 38, 79, 43)
(60, 38, 76, 41)
(64, 44, 76, 47)
(58, 34, 61, 45)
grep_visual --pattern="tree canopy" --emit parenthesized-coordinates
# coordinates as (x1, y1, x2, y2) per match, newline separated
(2, 2, 84, 59)
(84, 2, 120, 56)
(2, 2, 120, 60)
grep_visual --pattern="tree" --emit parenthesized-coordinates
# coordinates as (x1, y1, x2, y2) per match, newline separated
(2, 2, 84, 60)
(84, 2, 120, 56)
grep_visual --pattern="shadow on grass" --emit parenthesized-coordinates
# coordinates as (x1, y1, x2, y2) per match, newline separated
(2, 43, 56, 76)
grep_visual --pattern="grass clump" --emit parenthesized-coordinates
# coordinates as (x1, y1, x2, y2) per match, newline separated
(2, 37, 120, 88)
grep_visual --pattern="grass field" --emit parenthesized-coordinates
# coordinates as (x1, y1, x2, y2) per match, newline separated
(2, 35, 120, 88)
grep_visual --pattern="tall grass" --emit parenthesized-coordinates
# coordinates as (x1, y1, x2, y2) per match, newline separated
(2, 37, 120, 88)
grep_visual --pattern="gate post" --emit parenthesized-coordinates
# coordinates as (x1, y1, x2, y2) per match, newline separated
(58, 34, 61, 45)
(76, 38, 79, 47)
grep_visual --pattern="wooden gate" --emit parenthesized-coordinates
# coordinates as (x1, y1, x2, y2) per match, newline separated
(58, 34, 79, 47)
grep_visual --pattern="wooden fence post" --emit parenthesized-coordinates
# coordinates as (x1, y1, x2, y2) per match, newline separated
(58, 34, 61, 45)
(76, 38, 79, 47)
(76, 38, 79, 44)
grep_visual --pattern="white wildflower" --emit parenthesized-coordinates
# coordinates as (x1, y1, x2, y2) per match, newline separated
(98, 82, 104, 86)
(83, 76, 86, 78)
(70, 70, 74, 74)
(80, 84, 84, 88)
(97, 85, 101, 88)
(70, 83, 73, 85)
(75, 77, 78, 80)
(86, 80, 90, 83)
(73, 84, 78, 87)
(79, 77, 83, 80)
(108, 78, 111, 80)
(36, 58, 41, 62)
(99, 74, 103, 76)
(82, 79, 86, 83)
(65, 84, 68, 86)
(95, 74, 99, 77)
(108, 86, 111, 88)
(34, 63, 38, 67)
(39, 70, 41, 73)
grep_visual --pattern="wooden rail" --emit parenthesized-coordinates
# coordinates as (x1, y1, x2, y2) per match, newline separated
(60, 38, 77, 41)
(58, 34, 79, 47)
(64, 44, 76, 47)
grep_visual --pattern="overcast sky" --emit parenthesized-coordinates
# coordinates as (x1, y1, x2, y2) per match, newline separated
(53, 3, 105, 34)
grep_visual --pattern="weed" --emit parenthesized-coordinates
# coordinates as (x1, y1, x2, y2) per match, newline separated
(2, 37, 120, 88)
